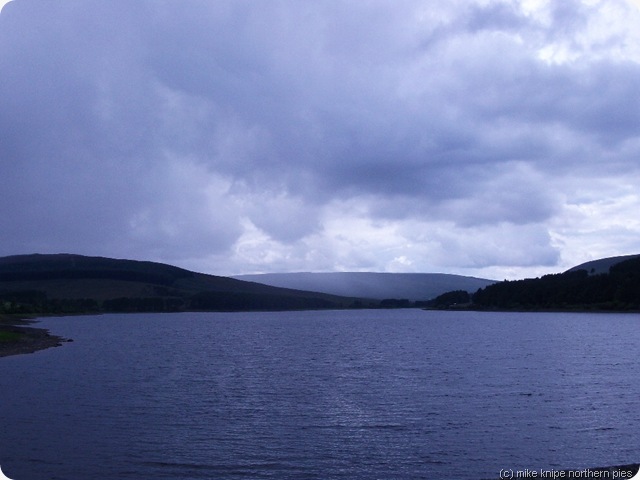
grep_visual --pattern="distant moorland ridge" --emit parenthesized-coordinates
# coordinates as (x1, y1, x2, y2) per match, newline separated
(233, 272, 496, 301)
(0, 253, 372, 314)
(2, 253, 638, 315)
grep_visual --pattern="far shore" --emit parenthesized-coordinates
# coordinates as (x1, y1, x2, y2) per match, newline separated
(0, 315, 70, 358)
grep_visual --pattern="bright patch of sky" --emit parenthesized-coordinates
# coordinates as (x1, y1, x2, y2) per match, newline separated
(1, 0, 640, 280)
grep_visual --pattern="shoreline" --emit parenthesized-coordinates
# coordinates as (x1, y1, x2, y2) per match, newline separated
(0, 315, 70, 358)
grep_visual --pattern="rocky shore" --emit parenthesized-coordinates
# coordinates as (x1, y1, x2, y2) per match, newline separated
(0, 316, 70, 358)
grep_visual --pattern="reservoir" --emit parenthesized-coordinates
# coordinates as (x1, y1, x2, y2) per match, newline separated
(1, 310, 638, 479)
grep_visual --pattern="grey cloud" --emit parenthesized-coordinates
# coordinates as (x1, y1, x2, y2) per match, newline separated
(465, 2, 528, 34)
(1, 0, 639, 274)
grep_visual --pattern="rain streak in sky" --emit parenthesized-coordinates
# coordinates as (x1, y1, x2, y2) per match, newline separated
(1, 0, 640, 279)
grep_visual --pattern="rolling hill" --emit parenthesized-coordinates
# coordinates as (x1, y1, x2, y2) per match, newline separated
(565, 254, 640, 275)
(470, 254, 640, 311)
(232, 272, 496, 301)
(0, 254, 373, 314)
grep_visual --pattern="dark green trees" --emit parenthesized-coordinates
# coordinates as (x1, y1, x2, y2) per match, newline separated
(472, 257, 640, 311)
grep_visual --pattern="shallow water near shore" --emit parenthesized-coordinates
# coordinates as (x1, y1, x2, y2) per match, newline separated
(1, 310, 639, 479)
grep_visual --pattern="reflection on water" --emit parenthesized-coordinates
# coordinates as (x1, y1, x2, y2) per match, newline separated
(1, 310, 639, 479)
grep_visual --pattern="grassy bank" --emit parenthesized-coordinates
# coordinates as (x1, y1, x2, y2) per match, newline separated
(0, 314, 69, 358)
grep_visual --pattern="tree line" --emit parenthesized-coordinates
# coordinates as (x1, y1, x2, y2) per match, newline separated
(470, 257, 640, 311)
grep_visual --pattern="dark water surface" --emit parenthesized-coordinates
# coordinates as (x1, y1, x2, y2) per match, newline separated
(1, 310, 639, 479)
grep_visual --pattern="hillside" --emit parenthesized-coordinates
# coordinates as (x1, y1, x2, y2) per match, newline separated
(0, 254, 374, 314)
(470, 255, 640, 311)
(565, 254, 640, 275)
(232, 272, 496, 302)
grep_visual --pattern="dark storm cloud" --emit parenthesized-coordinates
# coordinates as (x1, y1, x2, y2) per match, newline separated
(1, 0, 639, 275)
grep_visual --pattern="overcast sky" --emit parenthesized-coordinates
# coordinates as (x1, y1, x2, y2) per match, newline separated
(1, 0, 639, 280)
